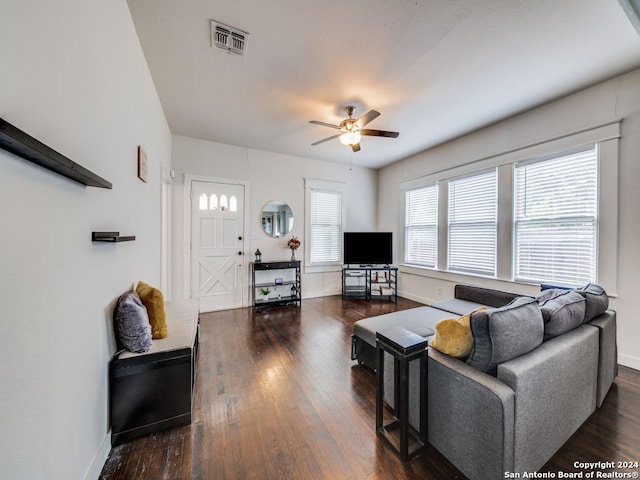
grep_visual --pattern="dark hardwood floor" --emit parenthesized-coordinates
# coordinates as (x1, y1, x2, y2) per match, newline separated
(100, 296, 640, 479)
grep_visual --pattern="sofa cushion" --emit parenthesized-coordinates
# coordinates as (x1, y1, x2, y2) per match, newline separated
(430, 307, 486, 359)
(113, 291, 152, 353)
(467, 296, 544, 375)
(430, 298, 486, 316)
(575, 283, 608, 322)
(536, 290, 585, 340)
(136, 281, 168, 339)
(353, 306, 452, 347)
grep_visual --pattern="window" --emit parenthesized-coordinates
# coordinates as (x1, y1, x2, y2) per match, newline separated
(199, 193, 208, 210)
(304, 179, 347, 268)
(404, 184, 438, 267)
(399, 121, 618, 292)
(198, 193, 238, 212)
(514, 147, 597, 286)
(448, 170, 497, 276)
(209, 194, 218, 210)
(310, 190, 342, 263)
(200, 192, 236, 212)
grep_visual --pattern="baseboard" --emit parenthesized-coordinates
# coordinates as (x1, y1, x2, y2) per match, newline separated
(397, 290, 435, 306)
(84, 432, 111, 480)
(111, 414, 191, 446)
(301, 289, 342, 299)
(618, 353, 640, 372)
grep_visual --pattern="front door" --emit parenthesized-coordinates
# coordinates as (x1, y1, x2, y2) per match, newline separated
(190, 180, 245, 312)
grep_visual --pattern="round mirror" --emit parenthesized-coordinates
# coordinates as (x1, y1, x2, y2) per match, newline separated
(261, 201, 294, 238)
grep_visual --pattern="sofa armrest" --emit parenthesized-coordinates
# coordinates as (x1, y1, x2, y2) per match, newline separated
(497, 324, 599, 474)
(428, 348, 515, 480)
(588, 310, 617, 407)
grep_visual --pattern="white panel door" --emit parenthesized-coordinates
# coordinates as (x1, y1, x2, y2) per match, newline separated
(190, 180, 245, 312)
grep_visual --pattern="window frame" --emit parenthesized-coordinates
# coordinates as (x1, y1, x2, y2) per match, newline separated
(304, 179, 347, 273)
(513, 146, 598, 286)
(447, 168, 498, 277)
(404, 183, 439, 268)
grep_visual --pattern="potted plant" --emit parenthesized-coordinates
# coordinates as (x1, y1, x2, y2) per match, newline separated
(259, 287, 271, 302)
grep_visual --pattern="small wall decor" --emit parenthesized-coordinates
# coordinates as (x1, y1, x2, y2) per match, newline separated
(137, 145, 148, 182)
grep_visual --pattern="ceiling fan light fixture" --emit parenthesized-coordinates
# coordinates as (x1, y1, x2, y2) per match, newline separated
(339, 131, 361, 146)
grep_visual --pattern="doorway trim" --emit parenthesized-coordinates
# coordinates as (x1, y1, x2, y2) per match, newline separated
(161, 165, 173, 300)
(183, 174, 251, 306)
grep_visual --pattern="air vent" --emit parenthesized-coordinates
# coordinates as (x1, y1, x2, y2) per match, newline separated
(211, 20, 249, 57)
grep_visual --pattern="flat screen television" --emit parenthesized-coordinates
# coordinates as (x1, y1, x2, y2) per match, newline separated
(343, 232, 392, 266)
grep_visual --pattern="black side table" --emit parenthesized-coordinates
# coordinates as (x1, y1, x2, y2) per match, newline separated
(376, 326, 428, 461)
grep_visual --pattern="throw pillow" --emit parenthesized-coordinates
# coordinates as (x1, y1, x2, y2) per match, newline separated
(136, 281, 168, 339)
(536, 290, 585, 340)
(430, 307, 487, 359)
(467, 296, 543, 375)
(113, 291, 152, 353)
(575, 283, 609, 322)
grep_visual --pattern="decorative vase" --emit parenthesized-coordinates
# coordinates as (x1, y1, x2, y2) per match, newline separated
(290, 249, 296, 261)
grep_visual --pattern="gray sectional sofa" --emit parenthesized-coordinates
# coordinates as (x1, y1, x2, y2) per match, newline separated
(351, 284, 617, 480)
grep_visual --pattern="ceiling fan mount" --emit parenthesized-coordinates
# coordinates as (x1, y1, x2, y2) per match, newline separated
(309, 105, 399, 152)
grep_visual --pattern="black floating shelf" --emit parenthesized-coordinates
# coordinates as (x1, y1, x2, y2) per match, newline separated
(92, 232, 136, 242)
(0, 117, 112, 189)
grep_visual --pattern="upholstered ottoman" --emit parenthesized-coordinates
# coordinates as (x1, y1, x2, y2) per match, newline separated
(351, 306, 456, 371)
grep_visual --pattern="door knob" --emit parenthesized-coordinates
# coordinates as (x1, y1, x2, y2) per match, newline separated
(238, 251, 243, 255)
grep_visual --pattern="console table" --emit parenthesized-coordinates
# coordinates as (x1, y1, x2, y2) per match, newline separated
(251, 260, 301, 308)
(376, 326, 428, 461)
(342, 265, 397, 301)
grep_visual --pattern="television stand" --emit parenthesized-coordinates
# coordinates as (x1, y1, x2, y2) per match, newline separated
(342, 265, 397, 301)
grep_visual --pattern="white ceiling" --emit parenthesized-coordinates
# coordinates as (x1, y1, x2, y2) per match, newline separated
(127, 0, 640, 170)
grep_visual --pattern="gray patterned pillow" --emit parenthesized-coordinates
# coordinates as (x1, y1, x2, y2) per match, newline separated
(537, 290, 585, 340)
(113, 291, 152, 353)
(575, 283, 608, 322)
(467, 296, 543, 375)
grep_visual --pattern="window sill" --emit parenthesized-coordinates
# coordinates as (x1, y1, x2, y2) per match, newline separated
(304, 263, 342, 274)
(399, 264, 539, 291)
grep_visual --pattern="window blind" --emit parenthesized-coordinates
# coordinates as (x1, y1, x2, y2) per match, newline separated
(404, 184, 438, 267)
(448, 170, 497, 276)
(514, 147, 597, 286)
(310, 189, 342, 264)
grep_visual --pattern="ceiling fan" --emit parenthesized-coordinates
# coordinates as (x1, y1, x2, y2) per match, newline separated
(309, 106, 399, 152)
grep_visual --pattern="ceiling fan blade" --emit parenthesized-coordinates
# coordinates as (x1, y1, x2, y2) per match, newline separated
(360, 129, 399, 138)
(352, 143, 361, 153)
(309, 120, 341, 130)
(354, 110, 380, 129)
(311, 134, 340, 146)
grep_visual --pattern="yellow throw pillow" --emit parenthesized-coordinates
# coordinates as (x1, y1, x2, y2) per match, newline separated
(136, 281, 168, 339)
(430, 306, 487, 359)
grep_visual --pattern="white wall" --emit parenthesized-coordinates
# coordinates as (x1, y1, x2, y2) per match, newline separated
(171, 135, 378, 301)
(0, 1, 171, 479)
(379, 68, 640, 370)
